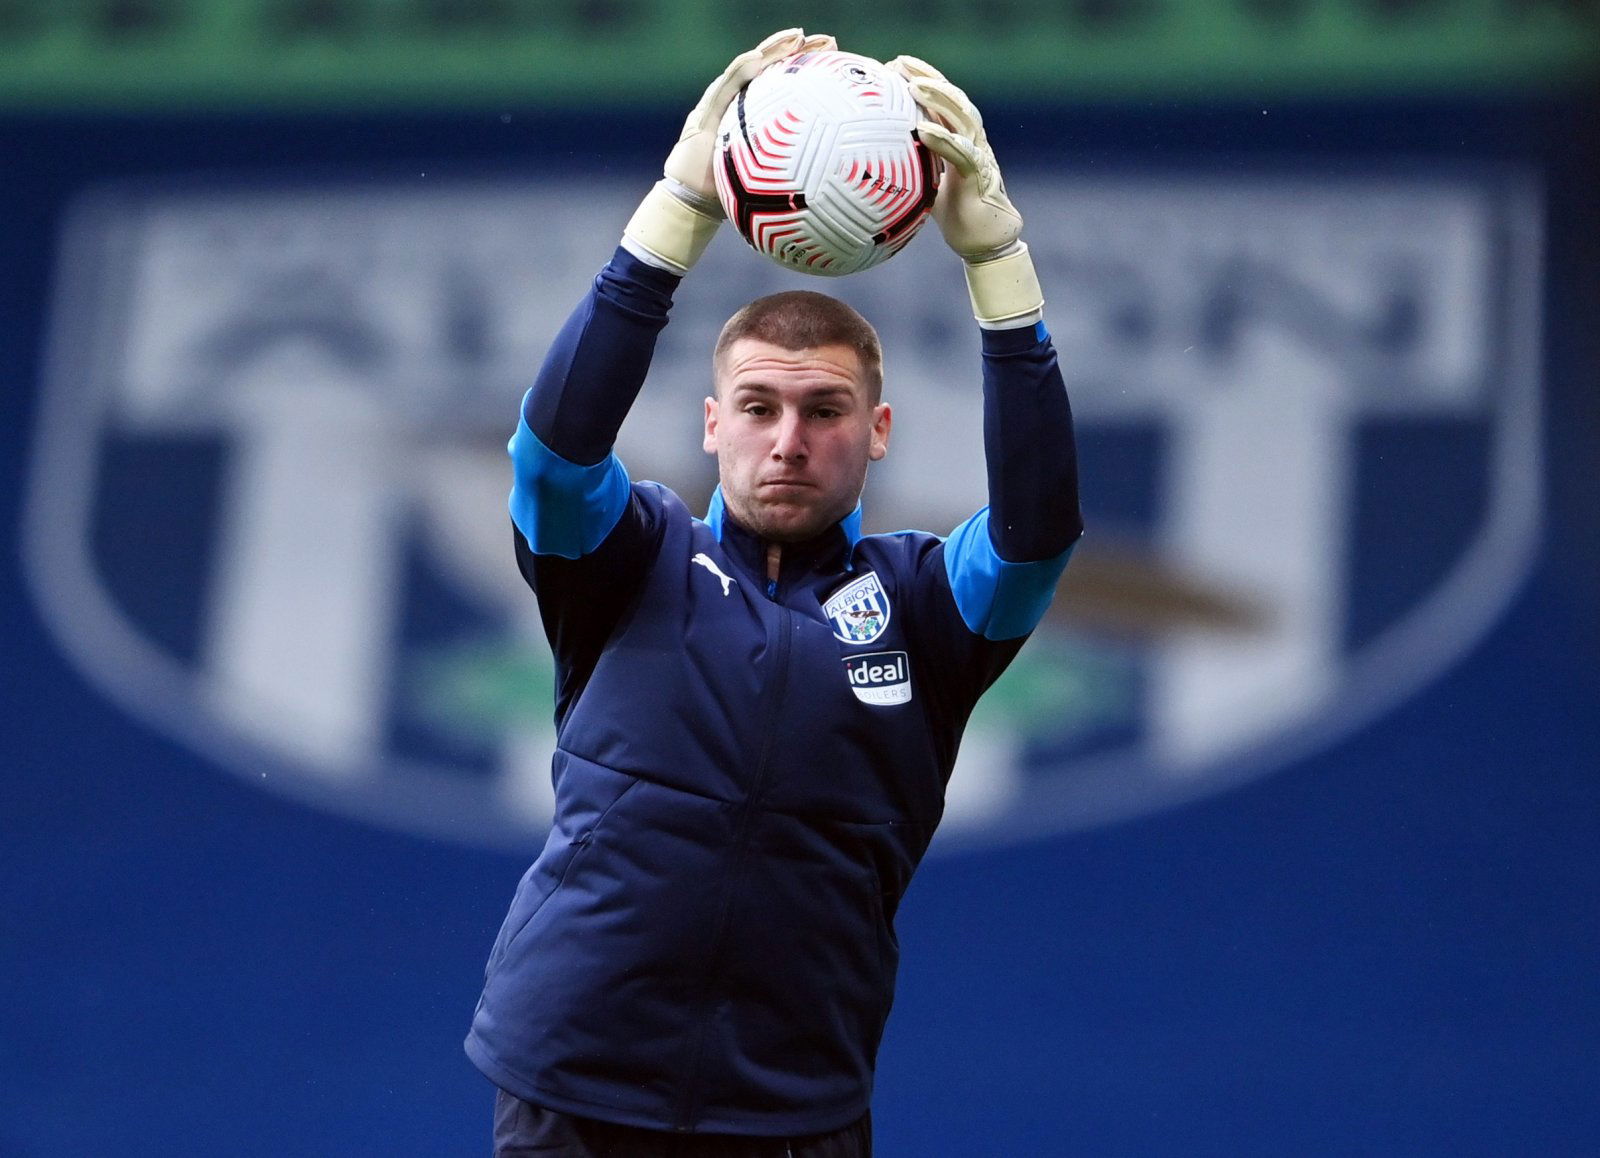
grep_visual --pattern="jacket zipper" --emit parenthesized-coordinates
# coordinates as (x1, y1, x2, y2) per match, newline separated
(675, 561, 793, 1129)
(764, 540, 782, 600)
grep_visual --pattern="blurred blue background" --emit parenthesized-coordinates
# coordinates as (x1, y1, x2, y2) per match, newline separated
(3, 4, 1598, 1155)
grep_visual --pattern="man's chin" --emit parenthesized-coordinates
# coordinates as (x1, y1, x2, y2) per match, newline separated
(744, 497, 836, 543)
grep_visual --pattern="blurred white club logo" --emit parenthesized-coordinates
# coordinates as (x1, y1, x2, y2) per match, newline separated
(25, 171, 1542, 854)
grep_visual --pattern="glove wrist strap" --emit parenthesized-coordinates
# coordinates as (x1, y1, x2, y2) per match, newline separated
(622, 179, 723, 275)
(963, 243, 1044, 329)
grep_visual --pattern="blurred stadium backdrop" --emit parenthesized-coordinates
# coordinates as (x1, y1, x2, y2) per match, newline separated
(3, 2, 1597, 1154)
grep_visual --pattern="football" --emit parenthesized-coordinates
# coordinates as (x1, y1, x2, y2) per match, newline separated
(713, 49, 940, 277)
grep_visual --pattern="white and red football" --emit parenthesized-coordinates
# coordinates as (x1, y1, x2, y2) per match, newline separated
(713, 50, 940, 277)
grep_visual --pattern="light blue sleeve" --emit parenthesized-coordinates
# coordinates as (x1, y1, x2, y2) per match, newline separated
(943, 507, 1075, 641)
(507, 393, 632, 559)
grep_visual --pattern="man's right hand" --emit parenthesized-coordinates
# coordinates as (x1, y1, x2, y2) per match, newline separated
(623, 28, 835, 276)
(667, 28, 835, 203)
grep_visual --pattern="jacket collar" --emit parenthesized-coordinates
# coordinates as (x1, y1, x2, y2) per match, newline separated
(702, 486, 862, 579)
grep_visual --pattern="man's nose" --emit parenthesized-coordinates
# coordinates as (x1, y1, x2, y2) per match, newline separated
(770, 412, 807, 461)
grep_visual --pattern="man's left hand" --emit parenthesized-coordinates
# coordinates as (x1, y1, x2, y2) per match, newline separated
(887, 55, 1042, 327)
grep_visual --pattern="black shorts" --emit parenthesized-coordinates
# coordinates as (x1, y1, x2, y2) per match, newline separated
(492, 1089, 872, 1158)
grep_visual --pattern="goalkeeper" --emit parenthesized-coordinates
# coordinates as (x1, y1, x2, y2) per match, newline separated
(466, 29, 1083, 1157)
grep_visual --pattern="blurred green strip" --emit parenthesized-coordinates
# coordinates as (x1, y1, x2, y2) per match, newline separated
(0, 0, 1595, 108)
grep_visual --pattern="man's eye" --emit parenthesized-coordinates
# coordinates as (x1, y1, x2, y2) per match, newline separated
(743, 404, 771, 417)
(813, 408, 841, 419)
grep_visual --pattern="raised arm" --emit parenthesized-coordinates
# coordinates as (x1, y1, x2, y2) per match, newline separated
(890, 57, 1084, 639)
(511, 28, 832, 560)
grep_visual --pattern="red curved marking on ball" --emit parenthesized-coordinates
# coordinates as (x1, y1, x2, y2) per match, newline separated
(723, 152, 810, 241)
(871, 134, 940, 245)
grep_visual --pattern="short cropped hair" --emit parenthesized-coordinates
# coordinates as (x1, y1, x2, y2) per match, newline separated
(713, 291, 884, 404)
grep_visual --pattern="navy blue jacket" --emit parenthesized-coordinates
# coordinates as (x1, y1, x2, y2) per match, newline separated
(466, 249, 1082, 1136)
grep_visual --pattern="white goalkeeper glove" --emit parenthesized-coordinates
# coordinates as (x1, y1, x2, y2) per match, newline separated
(623, 28, 836, 275)
(886, 55, 1042, 328)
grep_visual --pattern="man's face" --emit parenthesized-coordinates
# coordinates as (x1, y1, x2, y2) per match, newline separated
(704, 338, 892, 543)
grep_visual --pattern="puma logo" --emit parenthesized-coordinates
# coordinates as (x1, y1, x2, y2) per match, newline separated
(691, 553, 736, 596)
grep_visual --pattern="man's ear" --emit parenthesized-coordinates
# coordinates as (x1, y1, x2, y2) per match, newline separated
(702, 396, 719, 455)
(868, 403, 892, 462)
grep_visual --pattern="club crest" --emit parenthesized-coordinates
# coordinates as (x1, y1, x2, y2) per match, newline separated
(824, 572, 892, 644)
